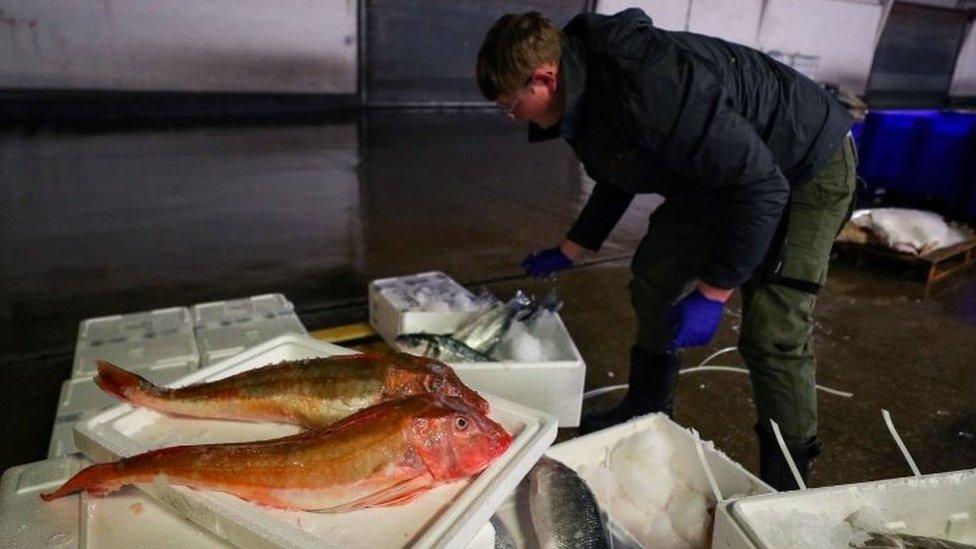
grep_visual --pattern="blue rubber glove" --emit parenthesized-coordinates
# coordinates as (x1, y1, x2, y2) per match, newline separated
(521, 247, 573, 278)
(666, 290, 725, 350)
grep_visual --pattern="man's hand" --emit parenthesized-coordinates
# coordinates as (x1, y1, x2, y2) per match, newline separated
(522, 247, 573, 278)
(666, 284, 731, 350)
(521, 239, 587, 278)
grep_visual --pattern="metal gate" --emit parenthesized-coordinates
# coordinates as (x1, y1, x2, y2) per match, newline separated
(361, 1, 590, 106)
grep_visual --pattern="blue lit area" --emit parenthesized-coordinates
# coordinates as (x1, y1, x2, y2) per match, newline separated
(854, 110, 976, 220)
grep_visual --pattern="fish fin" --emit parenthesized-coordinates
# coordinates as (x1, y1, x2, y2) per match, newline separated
(40, 462, 124, 501)
(371, 486, 428, 507)
(94, 360, 160, 403)
(313, 474, 434, 513)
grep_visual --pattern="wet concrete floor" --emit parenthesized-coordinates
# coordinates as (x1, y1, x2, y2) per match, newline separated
(1, 110, 974, 487)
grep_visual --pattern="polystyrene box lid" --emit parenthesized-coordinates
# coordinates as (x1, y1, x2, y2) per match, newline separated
(1, 455, 232, 548)
(72, 337, 199, 379)
(74, 334, 558, 549)
(192, 294, 294, 327)
(78, 307, 192, 345)
(196, 313, 307, 363)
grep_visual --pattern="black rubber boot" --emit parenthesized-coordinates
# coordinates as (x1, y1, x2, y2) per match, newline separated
(755, 423, 824, 491)
(579, 347, 680, 434)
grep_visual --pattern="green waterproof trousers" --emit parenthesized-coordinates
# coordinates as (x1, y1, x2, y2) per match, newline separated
(630, 137, 858, 445)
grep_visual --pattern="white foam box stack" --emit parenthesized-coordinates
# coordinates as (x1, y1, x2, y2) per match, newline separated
(713, 469, 976, 548)
(51, 307, 201, 459)
(49, 365, 197, 459)
(192, 293, 306, 367)
(368, 271, 481, 345)
(493, 414, 773, 547)
(73, 334, 559, 549)
(1, 455, 232, 548)
(72, 307, 199, 380)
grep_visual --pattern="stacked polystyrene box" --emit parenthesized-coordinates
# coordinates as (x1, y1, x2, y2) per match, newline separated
(18, 335, 518, 549)
(50, 296, 307, 458)
(191, 293, 306, 367)
(368, 272, 586, 427)
(50, 307, 200, 458)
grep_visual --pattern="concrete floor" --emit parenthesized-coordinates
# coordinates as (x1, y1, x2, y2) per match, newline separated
(1, 111, 974, 489)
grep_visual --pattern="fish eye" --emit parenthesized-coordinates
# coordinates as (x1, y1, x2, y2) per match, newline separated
(455, 416, 468, 430)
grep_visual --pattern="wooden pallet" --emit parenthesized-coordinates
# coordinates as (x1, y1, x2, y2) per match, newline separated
(308, 321, 393, 353)
(835, 237, 976, 296)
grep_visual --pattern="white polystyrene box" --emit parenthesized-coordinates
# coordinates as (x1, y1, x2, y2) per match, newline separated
(73, 334, 558, 549)
(493, 413, 773, 547)
(712, 469, 976, 549)
(369, 271, 482, 346)
(47, 420, 78, 459)
(73, 307, 199, 379)
(445, 313, 585, 427)
(0, 455, 232, 548)
(195, 312, 307, 367)
(191, 293, 294, 327)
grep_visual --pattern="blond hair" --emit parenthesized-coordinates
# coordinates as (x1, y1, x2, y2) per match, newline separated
(476, 12, 562, 100)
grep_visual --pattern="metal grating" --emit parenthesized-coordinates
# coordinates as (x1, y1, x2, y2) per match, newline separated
(363, 1, 589, 106)
(867, 2, 970, 104)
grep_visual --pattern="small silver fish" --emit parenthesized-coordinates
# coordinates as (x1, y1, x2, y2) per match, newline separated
(453, 291, 533, 354)
(396, 333, 496, 362)
(528, 456, 611, 549)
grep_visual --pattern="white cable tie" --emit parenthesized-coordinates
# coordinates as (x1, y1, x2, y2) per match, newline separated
(582, 384, 628, 400)
(697, 346, 739, 368)
(691, 428, 723, 503)
(882, 409, 922, 477)
(769, 419, 806, 491)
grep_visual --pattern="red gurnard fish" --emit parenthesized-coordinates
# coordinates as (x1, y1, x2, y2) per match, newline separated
(94, 353, 488, 428)
(41, 394, 512, 511)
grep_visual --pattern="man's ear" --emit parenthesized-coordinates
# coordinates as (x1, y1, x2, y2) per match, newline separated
(531, 64, 559, 95)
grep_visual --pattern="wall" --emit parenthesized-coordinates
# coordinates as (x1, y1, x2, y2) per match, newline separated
(597, 0, 691, 30)
(687, 0, 764, 47)
(597, 0, 885, 94)
(757, 0, 884, 93)
(0, 0, 357, 93)
(950, 22, 976, 97)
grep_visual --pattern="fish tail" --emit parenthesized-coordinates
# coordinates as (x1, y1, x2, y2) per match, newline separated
(40, 462, 128, 500)
(94, 360, 163, 404)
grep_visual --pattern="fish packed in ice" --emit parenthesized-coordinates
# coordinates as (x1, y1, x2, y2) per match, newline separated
(42, 394, 512, 511)
(575, 421, 721, 548)
(93, 352, 489, 428)
(396, 289, 564, 363)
